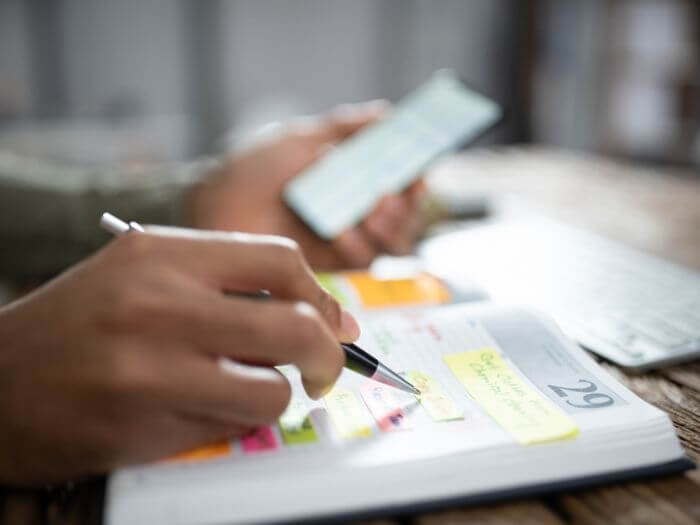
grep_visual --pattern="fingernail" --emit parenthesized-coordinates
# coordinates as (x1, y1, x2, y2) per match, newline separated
(340, 309, 361, 341)
(303, 379, 334, 400)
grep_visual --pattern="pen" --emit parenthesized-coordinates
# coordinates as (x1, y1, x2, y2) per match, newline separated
(99, 212, 421, 396)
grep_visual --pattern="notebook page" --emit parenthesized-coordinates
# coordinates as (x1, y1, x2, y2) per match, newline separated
(106, 304, 679, 525)
(109, 304, 660, 485)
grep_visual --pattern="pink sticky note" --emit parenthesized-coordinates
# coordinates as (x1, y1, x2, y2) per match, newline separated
(376, 408, 408, 432)
(241, 426, 280, 453)
(360, 383, 412, 432)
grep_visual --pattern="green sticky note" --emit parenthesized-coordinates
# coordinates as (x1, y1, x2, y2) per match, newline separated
(279, 399, 318, 445)
(279, 415, 318, 445)
(316, 273, 350, 306)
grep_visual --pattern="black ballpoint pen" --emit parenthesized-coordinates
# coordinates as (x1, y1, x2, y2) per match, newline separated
(99, 212, 421, 396)
(341, 342, 420, 395)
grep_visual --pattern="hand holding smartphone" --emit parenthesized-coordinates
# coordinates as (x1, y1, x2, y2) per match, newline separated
(283, 70, 503, 240)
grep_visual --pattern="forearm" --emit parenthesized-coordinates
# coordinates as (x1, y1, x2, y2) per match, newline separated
(0, 152, 217, 280)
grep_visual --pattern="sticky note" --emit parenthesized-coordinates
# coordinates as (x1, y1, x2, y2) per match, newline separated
(241, 426, 280, 453)
(279, 399, 318, 445)
(420, 392, 465, 422)
(407, 370, 464, 421)
(316, 273, 351, 307)
(346, 273, 451, 308)
(324, 388, 372, 438)
(444, 348, 579, 445)
(360, 382, 413, 432)
(168, 441, 232, 462)
(407, 370, 441, 394)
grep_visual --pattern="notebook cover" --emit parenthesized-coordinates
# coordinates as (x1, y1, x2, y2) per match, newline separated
(272, 456, 695, 525)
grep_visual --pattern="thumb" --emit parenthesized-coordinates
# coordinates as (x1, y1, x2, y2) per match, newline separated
(138, 225, 361, 342)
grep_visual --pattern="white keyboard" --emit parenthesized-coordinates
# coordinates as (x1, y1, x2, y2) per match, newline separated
(420, 218, 700, 370)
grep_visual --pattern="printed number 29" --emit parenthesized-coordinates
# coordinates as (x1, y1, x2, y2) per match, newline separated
(547, 379, 614, 409)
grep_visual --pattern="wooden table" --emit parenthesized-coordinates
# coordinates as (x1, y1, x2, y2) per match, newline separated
(2, 147, 700, 524)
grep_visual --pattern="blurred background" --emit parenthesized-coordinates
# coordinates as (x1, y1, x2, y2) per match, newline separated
(0, 0, 698, 167)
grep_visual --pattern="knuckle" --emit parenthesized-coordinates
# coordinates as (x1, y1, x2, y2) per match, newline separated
(318, 289, 342, 329)
(99, 274, 168, 333)
(276, 238, 302, 264)
(114, 231, 154, 258)
(264, 238, 303, 276)
(105, 349, 143, 388)
(260, 379, 292, 421)
(109, 284, 159, 325)
(289, 303, 324, 345)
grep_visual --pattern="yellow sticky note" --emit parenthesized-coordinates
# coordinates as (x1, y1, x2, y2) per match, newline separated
(444, 349, 579, 445)
(324, 388, 373, 438)
(407, 370, 441, 394)
(407, 370, 463, 422)
(346, 273, 451, 308)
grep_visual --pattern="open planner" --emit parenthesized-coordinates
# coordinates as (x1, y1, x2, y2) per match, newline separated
(105, 272, 692, 525)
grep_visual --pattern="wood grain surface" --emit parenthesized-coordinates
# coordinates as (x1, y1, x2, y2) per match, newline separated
(2, 147, 699, 524)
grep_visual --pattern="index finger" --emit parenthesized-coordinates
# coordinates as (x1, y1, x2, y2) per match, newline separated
(131, 227, 360, 342)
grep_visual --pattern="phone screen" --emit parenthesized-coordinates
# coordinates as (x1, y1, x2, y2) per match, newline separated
(283, 70, 502, 240)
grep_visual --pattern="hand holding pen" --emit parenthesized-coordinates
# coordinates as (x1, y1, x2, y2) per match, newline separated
(0, 214, 381, 483)
(101, 213, 419, 395)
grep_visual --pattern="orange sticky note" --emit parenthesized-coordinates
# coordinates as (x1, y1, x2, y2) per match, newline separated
(345, 273, 451, 308)
(168, 441, 232, 462)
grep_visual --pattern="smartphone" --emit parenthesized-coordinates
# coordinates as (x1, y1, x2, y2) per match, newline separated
(283, 70, 503, 240)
